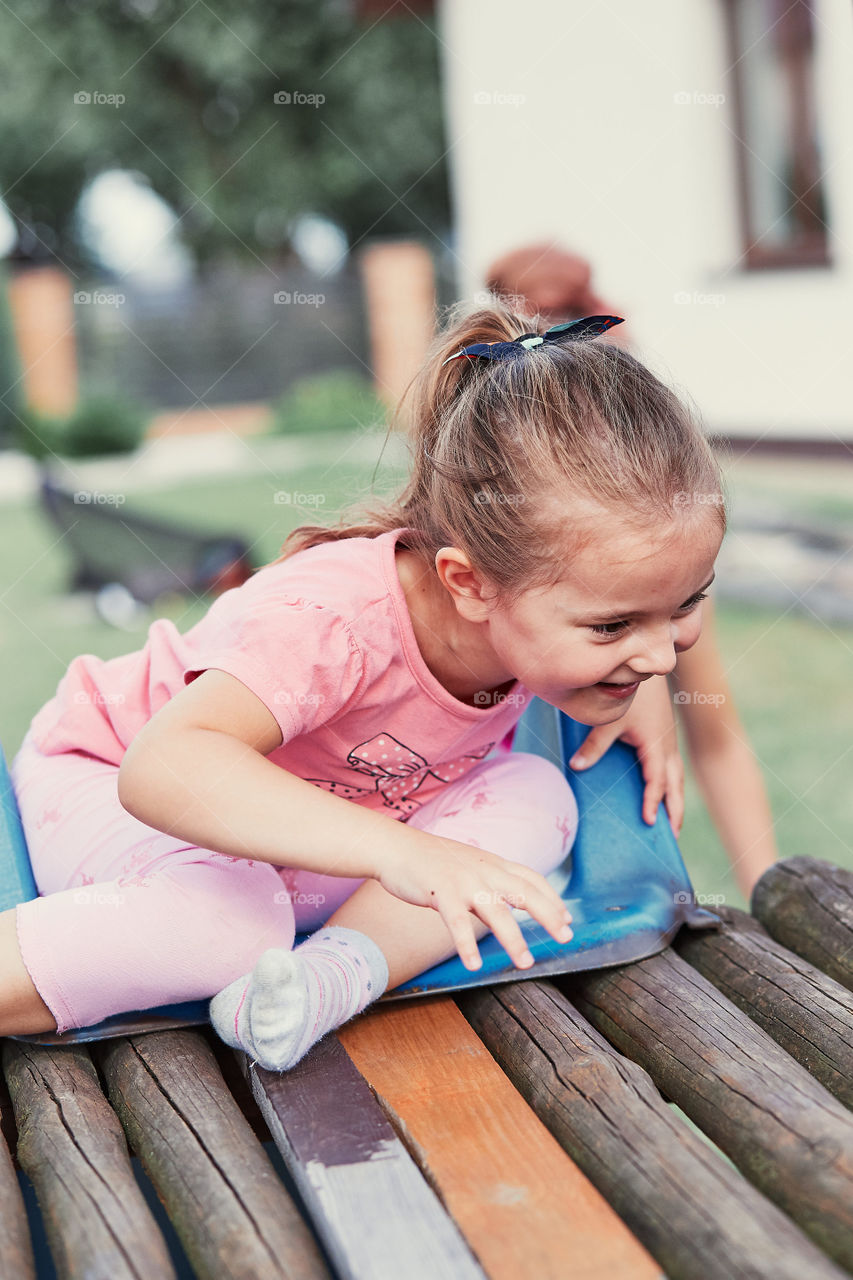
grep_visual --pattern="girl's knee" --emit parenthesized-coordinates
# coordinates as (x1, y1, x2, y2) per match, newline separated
(153, 861, 298, 987)
(429, 750, 577, 877)
(507, 752, 578, 874)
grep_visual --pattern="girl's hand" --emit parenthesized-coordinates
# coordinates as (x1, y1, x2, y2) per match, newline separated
(568, 675, 685, 835)
(377, 837, 573, 972)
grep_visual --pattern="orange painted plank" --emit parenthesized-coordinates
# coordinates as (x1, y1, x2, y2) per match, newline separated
(337, 997, 660, 1280)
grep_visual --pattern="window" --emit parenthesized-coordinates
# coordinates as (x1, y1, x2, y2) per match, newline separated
(725, 0, 829, 267)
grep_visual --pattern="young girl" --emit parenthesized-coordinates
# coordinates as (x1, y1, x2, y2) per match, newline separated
(4, 300, 724, 1073)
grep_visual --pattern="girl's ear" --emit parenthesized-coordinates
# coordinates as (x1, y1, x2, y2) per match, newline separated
(434, 547, 496, 622)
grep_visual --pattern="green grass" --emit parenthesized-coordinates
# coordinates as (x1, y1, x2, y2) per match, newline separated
(1, 436, 851, 903)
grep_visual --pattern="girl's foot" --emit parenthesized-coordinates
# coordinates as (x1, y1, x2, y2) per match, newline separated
(209, 925, 389, 1071)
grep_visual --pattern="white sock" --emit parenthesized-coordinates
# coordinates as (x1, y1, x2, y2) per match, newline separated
(209, 926, 389, 1071)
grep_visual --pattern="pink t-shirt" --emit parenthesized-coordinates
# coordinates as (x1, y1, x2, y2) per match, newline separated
(27, 529, 530, 822)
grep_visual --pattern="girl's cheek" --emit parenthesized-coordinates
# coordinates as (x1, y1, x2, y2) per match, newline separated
(675, 613, 704, 651)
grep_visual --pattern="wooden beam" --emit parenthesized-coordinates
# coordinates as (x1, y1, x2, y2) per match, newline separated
(752, 857, 853, 991)
(243, 1031, 486, 1280)
(0, 1093, 34, 1280)
(2, 1040, 174, 1280)
(98, 1030, 327, 1280)
(459, 980, 847, 1280)
(675, 905, 853, 1108)
(563, 950, 853, 1273)
(338, 996, 660, 1280)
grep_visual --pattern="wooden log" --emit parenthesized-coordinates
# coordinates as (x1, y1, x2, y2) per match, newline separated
(338, 996, 660, 1280)
(674, 905, 853, 1108)
(752, 857, 853, 990)
(98, 1029, 327, 1280)
(244, 1031, 486, 1280)
(0, 1099, 35, 1280)
(2, 1039, 175, 1280)
(562, 949, 853, 1273)
(458, 980, 846, 1280)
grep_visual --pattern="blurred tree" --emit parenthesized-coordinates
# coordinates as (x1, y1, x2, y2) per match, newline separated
(0, 0, 448, 272)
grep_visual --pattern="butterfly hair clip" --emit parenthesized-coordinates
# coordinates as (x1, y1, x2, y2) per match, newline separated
(442, 314, 624, 366)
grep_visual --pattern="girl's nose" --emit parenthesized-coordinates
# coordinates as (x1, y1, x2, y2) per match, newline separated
(627, 626, 679, 677)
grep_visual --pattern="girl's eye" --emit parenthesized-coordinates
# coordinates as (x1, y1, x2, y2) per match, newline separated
(589, 591, 708, 638)
(590, 619, 629, 637)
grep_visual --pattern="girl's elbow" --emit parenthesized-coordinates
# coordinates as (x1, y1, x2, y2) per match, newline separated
(117, 755, 141, 816)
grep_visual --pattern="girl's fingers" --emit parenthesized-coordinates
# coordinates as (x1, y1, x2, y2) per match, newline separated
(474, 901, 537, 969)
(443, 907, 484, 970)
(665, 760, 686, 836)
(495, 867, 573, 941)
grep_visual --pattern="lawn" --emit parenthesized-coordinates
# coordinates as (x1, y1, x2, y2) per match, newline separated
(1, 433, 851, 914)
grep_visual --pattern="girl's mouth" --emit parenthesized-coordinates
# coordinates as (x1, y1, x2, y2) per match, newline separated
(594, 680, 640, 700)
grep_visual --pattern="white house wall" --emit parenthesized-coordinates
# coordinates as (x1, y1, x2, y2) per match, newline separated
(438, 0, 853, 442)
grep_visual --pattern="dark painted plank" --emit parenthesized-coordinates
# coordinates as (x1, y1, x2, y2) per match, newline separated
(243, 1032, 486, 1280)
(98, 1029, 329, 1280)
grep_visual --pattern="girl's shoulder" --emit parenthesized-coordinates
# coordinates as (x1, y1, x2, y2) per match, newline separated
(248, 528, 406, 620)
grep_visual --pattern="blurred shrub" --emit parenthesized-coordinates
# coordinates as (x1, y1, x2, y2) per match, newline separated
(271, 370, 386, 436)
(62, 395, 148, 457)
(10, 407, 69, 461)
(11, 394, 149, 459)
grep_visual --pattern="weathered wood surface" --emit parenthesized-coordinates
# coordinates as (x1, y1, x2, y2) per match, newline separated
(98, 1029, 327, 1280)
(458, 980, 846, 1280)
(0, 1098, 35, 1280)
(2, 1039, 175, 1280)
(338, 996, 660, 1280)
(674, 905, 853, 1108)
(753, 857, 853, 990)
(562, 949, 853, 1273)
(244, 1030, 486, 1280)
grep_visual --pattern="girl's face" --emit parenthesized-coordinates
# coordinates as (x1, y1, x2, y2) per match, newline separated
(482, 511, 723, 725)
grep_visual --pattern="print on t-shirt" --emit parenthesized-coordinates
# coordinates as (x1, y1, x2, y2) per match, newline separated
(306, 732, 495, 818)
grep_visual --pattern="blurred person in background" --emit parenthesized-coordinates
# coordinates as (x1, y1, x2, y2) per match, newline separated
(486, 241, 778, 897)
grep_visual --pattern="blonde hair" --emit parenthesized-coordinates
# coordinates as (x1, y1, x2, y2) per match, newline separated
(268, 297, 725, 604)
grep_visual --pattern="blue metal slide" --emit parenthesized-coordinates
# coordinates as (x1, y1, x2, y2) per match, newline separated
(0, 698, 719, 1045)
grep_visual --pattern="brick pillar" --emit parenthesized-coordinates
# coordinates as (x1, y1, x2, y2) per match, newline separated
(359, 239, 436, 418)
(7, 266, 78, 416)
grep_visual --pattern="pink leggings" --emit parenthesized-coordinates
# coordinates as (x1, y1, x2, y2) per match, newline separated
(9, 733, 578, 1033)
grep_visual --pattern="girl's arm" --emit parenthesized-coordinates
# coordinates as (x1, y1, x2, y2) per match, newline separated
(118, 669, 572, 970)
(671, 600, 779, 898)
